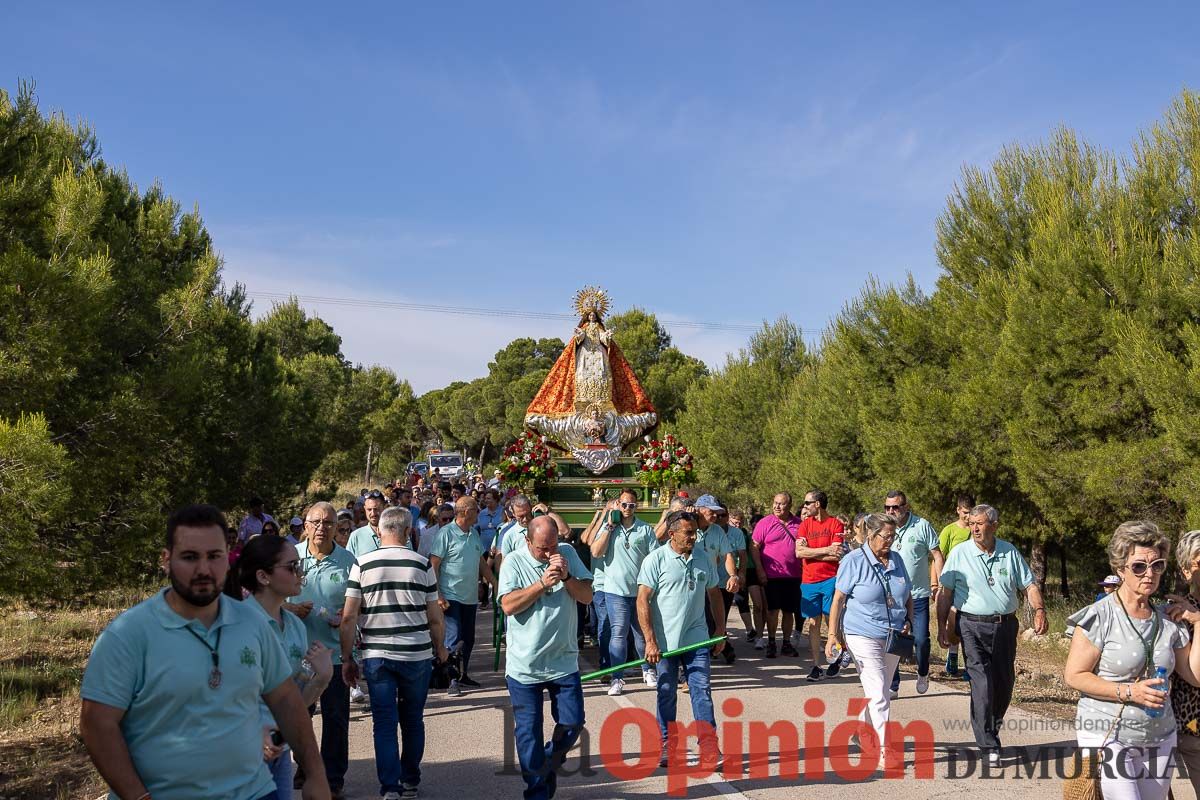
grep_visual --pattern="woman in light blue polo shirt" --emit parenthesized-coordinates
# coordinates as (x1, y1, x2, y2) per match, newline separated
(826, 512, 912, 771)
(228, 535, 333, 797)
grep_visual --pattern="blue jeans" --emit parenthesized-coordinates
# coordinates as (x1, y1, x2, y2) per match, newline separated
(892, 595, 931, 687)
(444, 601, 478, 676)
(601, 592, 645, 677)
(267, 750, 293, 798)
(363, 657, 432, 792)
(592, 591, 610, 670)
(654, 646, 715, 741)
(506, 673, 585, 800)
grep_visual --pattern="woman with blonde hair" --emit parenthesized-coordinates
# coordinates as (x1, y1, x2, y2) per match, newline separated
(1065, 521, 1200, 800)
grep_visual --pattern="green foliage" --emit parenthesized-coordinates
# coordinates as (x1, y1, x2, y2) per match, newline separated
(675, 319, 807, 510)
(608, 308, 708, 424)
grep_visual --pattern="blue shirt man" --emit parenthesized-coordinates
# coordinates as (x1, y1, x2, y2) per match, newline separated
(477, 496, 505, 551)
(884, 492, 945, 690)
(590, 492, 659, 692)
(637, 511, 726, 757)
(78, 504, 327, 800)
(498, 516, 594, 800)
(429, 499, 495, 688)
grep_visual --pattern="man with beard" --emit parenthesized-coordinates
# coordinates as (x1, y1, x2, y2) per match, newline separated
(347, 490, 389, 559)
(80, 504, 330, 800)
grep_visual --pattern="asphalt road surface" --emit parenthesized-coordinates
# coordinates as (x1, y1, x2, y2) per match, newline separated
(309, 607, 1198, 799)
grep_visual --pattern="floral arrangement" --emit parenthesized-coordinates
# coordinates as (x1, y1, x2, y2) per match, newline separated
(501, 431, 558, 489)
(635, 433, 694, 488)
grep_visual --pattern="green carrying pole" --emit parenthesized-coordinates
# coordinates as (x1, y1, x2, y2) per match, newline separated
(580, 635, 727, 682)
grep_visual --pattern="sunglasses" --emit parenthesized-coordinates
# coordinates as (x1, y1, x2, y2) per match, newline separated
(274, 561, 305, 576)
(619, 502, 637, 510)
(884, 504, 906, 511)
(1126, 559, 1167, 577)
(801, 500, 818, 506)
(365, 490, 386, 500)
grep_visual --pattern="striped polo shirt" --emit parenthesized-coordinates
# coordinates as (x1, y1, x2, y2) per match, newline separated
(345, 544, 438, 661)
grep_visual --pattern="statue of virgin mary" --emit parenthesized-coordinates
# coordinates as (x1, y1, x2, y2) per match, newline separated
(525, 287, 658, 473)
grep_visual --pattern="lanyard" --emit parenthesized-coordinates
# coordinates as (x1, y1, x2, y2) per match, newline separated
(861, 545, 897, 609)
(183, 626, 223, 690)
(978, 551, 1001, 586)
(676, 555, 697, 591)
(1116, 593, 1161, 678)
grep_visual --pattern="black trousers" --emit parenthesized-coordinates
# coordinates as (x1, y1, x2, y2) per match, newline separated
(296, 667, 351, 789)
(958, 614, 1019, 750)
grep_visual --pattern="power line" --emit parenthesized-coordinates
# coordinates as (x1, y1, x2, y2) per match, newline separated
(243, 291, 818, 335)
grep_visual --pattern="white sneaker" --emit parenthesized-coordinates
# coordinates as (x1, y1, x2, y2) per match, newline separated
(986, 750, 1001, 767)
(754, 637, 766, 651)
(607, 678, 625, 696)
(643, 668, 658, 688)
(383, 793, 402, 800)
(350, 685, 369, 704)
(839, 650, 853, 667)
(916, 675, 929, 694)
(889, 687, 899, 700)
(447, 679, 462, 697)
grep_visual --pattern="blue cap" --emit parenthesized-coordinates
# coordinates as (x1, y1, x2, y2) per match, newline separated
(694, 494, 724, 511)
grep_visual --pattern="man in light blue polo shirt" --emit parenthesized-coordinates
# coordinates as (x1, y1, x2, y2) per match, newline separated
(694, 495, 739, 665)
(498, 515, 593, 800)
(290, 501, 356, 796)
(937, 504, 1046, 760)
(79, 504, 329, 800)
(430, 496, 495, 694)
(590, 488, 659, 695)
(883, 490, 944, 696)
(637, 511, 727, 768)
(346, 489, 388, 559)
(496, 495, 533, 557)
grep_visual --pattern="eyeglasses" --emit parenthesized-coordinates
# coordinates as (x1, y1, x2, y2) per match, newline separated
(1126, 559, 1167, 577)
(619, 502, 637, 510)
(801, 500, 818, 506)
(365, 490, 385, 500)
(274, 561, 305, 576)
(884, 504, 906, 511)
(872, 533, 897, 543)
(771, 502, 790, 508)
(305, 519, 335, 529)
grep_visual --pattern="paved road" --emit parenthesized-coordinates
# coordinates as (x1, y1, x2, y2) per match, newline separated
(310, 608, 1198, 799)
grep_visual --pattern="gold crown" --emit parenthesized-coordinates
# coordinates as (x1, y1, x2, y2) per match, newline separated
(573, 286, 610, 319)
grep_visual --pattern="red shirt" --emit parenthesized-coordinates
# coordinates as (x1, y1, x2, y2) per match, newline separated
(796, 515, 845, 583)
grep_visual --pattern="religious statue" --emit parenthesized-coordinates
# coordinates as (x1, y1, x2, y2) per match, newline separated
(525, 286, 658, 473)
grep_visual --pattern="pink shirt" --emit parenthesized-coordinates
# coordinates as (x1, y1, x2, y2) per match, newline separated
(752, 515, 803, 579)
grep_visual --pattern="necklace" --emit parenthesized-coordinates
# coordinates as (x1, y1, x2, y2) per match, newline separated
(1115, 591, 1160, 678)
(183, 626, 223, 689)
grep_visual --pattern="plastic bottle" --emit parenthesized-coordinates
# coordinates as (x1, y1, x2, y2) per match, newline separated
(298, 658, 317, 682)
(1145, 665, 1170, 718)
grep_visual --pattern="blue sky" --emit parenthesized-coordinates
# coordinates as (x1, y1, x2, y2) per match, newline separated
(5, 2, 1198, 392)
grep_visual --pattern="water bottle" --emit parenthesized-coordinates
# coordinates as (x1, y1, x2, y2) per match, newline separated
(298, 658, 317, 682)
(829, 642, 843, 661)
(1145, 666, 1170, 718)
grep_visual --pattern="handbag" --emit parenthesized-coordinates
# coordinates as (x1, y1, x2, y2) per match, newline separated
(1061, 706, 1120, 800)
(885, 626, 915, 660)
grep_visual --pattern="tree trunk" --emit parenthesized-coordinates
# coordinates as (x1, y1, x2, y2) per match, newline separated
(1029, 539, 1046, 588)
(1059, 541, 1069, 598)
(364, 440, 374, 485)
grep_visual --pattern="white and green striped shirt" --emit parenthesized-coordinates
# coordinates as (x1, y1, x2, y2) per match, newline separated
(345, 545, 439, 661)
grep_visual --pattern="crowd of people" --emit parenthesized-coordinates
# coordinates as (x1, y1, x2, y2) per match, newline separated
(77, 475, 1200, 800)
